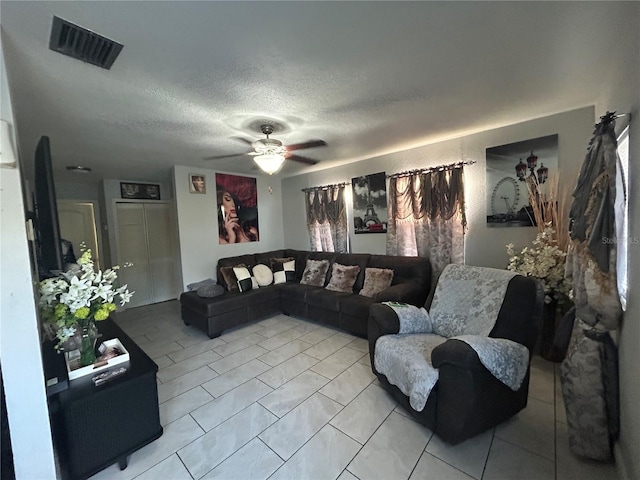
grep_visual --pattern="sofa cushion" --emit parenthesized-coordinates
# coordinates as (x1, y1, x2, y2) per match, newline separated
(187, 278, 216, 291)
(220, 264, 246, 292)
(197, 283, 225, 298)
(285, 249, 311, 281)
(368, 254, 431, 289)
(270, 256, 295, 272)
(233, 266, 258, 292)
(279, 282, 319, 303)
(217, 254, 257, 284)
(252, 264, 274, 287)
(255, 250, 287, 267)
(334, 253, 370, 291)
(325, 263, 360, 293)
(306, 288, 350, 312)
(340, 294, 376, 317)
(300, 259, 330, 286)
(180, 290, 249, 316)
(306, 252, 337, 284)
(360, 268, 394, 298)
(271, 258, 296, 284)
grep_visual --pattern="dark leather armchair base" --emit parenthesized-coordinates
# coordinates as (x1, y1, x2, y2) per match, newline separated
(368, 274, 544, 444)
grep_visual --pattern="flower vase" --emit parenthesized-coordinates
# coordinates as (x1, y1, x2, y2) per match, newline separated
(540, 299, 563, 362)
(79, 322, 99, 367)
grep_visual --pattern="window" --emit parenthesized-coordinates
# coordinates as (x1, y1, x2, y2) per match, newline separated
(615, 126, 629, 310)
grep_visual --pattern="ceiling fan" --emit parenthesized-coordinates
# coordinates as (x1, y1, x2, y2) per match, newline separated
(204, 124, 327, 174)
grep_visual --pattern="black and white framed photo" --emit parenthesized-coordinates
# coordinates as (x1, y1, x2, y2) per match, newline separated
(352, 172, 388, 234)
(189, 174, 206, 194)
(486, 134, 558, 227)
(120, 182, 161, 200)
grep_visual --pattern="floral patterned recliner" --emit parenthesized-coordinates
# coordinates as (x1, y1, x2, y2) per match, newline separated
(368, 264, 544, 444)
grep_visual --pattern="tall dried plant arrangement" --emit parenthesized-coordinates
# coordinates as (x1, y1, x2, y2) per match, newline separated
(525, 174, 571, 252)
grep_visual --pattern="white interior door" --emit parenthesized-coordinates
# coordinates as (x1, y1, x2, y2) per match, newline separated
(144, 203, 177, 303)
(57, 201, 100, 270)
(115, 203, 152, 308)
(115, 202, 178, 308)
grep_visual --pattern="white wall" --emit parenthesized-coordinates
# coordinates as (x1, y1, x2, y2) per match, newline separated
(595, 5, 640, 478)
(282, 106, 594, 269)
(0, 36, 57, 480)
(173, 165, 285, 290)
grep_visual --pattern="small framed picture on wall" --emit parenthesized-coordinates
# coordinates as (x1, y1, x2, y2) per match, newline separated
(189, 174, 206, 194)
(120, 182, 161, 200)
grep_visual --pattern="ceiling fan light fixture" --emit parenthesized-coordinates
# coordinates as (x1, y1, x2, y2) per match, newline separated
(66, 165, 92, 173)
(253, 154, 285, 175)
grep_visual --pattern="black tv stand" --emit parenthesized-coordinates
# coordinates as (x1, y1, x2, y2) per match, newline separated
(47, 318, 163, 480)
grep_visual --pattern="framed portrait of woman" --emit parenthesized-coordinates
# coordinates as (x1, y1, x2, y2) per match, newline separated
(189, 174, 206, 194)
(215, 173, 259, 245)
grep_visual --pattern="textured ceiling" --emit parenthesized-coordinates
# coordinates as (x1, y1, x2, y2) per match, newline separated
(0, 1, 634, 184)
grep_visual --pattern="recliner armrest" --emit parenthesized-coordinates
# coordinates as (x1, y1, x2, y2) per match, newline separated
(367, 303, 400, 370)
(374, 282, 426, 306)
(431, 339, 487, 370)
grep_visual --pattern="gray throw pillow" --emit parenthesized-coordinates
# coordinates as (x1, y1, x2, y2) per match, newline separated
(197, 284, 225, 298)
(300, 259, 330, 287)
(187, 278, 216, 291)
(325, 263, 360, 293)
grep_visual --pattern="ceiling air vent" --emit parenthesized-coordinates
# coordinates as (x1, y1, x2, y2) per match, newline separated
(49, 16, 123, 70)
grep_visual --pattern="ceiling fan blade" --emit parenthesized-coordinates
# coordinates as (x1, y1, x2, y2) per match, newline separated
(286, 140, 327, 152)
(286, 154, 318, 165)
(230, 136, 254, 145)
(203, 153, 246, 160)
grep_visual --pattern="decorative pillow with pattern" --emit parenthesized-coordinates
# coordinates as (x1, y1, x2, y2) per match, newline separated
(252, 264, 274, 287)
(359, 268, 394, 298)
(233, 266, 259, 293)
(300, 259, 330, 287)
(273, 260, 295, 285)
(187, 278, 216, 291)
(196, 284, 225, 298)
(270, 256, 295, 273)
(219, 264, 246, 292)
(325, 263, 360, 293)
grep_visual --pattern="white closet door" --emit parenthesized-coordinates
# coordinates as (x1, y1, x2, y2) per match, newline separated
(144, 203, 177, 303)
(115, 203, 152, 308)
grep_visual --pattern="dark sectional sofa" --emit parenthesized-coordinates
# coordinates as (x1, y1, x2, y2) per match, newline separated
(180, 249, 432, 339)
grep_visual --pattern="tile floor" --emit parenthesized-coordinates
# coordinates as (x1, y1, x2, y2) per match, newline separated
(86, 300, 618, 480)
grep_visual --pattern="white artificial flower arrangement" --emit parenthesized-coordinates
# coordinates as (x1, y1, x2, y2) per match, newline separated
(506, 225, 571, 304)
(39, 247, 133, 350)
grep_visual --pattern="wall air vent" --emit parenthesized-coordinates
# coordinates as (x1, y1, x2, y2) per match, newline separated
(49, 16, 123, 70)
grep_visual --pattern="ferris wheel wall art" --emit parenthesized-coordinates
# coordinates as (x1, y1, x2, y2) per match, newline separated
(485, 134, 558, 227)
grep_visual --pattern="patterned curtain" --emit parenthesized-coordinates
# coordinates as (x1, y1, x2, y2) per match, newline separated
(305, 185, 348, 252)
(560, 112, 623, 461)
(386, 167, 466, 279)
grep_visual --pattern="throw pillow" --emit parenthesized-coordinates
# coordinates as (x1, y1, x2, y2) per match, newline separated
(274, 260, 295, 285)
(233, 266, 258, 293)
(325, 263, 360, 293)
(187, 278, 216, 291)
(270, 256, 295, 273)
(219, 265, 245, 292)
(196, 284, 225, 298)
(300, 259, 330, 287)
(252, 264, 274, 287)
(359, 268, 394, 298)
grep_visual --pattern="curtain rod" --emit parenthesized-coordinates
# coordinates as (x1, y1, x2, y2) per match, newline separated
(301, 181, 349, 193)
(387, 160, 476, 179)
(599, 111, 632, 125)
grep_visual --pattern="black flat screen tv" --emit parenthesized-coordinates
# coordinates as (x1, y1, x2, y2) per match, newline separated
(34, 136, 63, 276)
